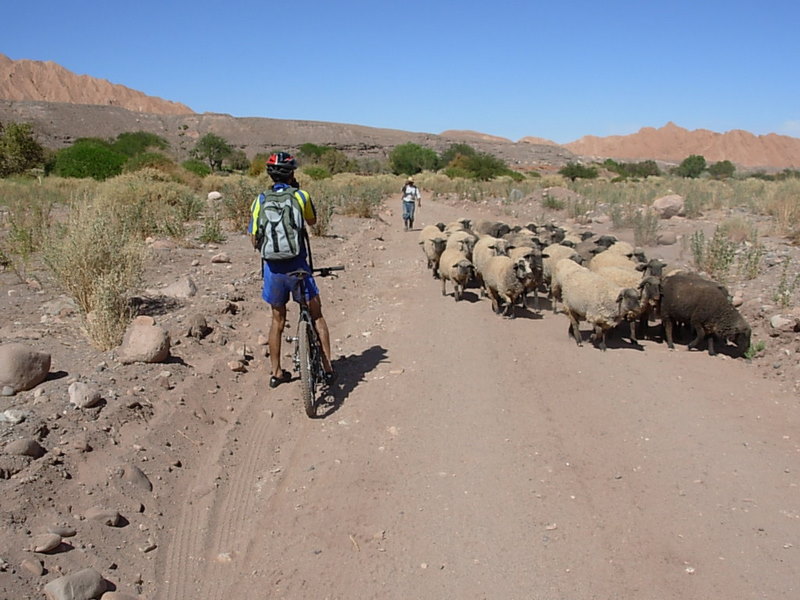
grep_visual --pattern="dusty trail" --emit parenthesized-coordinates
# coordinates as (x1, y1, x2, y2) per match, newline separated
(158, 197, 799, 600)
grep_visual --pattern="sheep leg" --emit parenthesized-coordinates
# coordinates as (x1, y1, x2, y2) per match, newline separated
(441, 277, 448, 297)
(688, 323, 705, 351)
(454, 283, 462, 302)
(707, 334, 717, 356)
(593, 324, 608, 351)
(567, 311, 582, 346)
(503, 294, 516, 319)
(664, 318, 675, 350)
(532, 289, 539, 312)
(628, 320, 640, 346)
(488, 289, 502, 315)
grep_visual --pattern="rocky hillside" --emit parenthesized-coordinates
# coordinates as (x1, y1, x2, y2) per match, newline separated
(2, 54, 800, 170)
(566, 122, 800, 170)
(0, 53, 193, 115)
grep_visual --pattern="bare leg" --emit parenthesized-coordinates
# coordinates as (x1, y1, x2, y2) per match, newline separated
(308, 295, 333, 373)
(268, 304, 287, 377)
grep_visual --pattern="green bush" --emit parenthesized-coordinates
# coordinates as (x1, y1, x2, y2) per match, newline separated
(389, 143, 439, 175)
(112, 131, 169, 157)
(53, 139, 126, 180)
(182, 159, 212, 177)
(708, 160, 736, 180)
(303, 166, 332, 180)
(124, 152, 175, 173)
(559, 162, 598, 181)
(674, 154, 707, 178)
(0, 122, 45, 176)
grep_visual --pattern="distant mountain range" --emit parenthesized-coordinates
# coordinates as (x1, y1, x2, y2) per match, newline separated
(2, 53, 799, 170)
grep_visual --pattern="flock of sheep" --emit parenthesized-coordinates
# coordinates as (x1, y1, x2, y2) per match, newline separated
(418, 218, 752, 356)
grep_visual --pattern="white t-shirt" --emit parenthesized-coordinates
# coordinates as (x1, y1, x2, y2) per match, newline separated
(402, 184, 420, 203)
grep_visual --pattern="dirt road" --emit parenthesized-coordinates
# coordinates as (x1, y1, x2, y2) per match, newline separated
(152, 197, 799, 600)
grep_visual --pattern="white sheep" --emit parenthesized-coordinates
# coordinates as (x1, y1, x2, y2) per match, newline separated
(481, 255, 533, 318)
(444, 218, 472, 235)
(438, 254, 474, 301)
(542, 243, 583, 310)
(553, 259, 641, 350)
(588, 249, 639, 273)
(472, 235, 513, 297)
(445, 229, 478, 258)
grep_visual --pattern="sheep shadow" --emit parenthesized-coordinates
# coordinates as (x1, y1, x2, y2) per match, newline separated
(313, 345, 389, 419)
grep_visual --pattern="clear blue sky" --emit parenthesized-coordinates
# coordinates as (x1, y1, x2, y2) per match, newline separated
(4, 0, 799, 144)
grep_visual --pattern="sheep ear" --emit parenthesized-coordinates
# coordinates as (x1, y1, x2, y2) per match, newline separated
(540, 253, 550, 259)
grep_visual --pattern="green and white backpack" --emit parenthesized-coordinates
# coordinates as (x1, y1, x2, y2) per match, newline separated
(255, 187, 304, 261)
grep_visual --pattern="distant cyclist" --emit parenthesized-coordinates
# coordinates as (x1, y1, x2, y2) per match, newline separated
(249, 152, 335, 388)
(401, 176, 421, 231)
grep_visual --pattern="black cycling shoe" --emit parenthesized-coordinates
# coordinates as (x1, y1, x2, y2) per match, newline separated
(269, 370, 292, 388)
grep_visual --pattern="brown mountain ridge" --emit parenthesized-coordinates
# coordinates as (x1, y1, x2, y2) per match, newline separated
(1, 54, 799, 170)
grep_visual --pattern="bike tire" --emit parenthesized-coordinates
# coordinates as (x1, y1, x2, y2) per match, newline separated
(297, 321, 316, 418)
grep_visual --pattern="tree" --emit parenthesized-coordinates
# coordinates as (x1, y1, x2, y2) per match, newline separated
(439, 143, 476, 167)
(708, 160, 735, 179)
(193, 133, 232, 171)
(559, 162, 598, 181)
(388, 143, 439, 175)
(53, 139, 125, 180)
(112, 131, 169, 157)
(0, 122, 45, 176)
(674, 154, 707, 178)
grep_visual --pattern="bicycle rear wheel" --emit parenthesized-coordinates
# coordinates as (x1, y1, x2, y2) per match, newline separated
(297, 320, 316, 417)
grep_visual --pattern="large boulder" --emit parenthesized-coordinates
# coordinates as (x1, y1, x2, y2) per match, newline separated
(652, 194, 685, 219)
(43, 567, 109, 600)
(0, 343, 51, 393)
(117, 317, 171, 364)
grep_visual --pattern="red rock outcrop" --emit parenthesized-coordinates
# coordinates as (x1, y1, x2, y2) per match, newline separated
(0, 53, 193, 115)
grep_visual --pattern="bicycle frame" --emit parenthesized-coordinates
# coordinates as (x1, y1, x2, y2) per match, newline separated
(285, 267, 343, 417)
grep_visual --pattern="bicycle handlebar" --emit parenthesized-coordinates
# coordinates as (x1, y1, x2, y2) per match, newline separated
(287, 266, 345, 279)
(313, 266, 345, 277)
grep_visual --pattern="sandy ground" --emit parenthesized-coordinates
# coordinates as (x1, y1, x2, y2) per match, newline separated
(1, 193, 799, 600)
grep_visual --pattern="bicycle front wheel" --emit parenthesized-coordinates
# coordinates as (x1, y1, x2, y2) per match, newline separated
(297, 321, 316, 417)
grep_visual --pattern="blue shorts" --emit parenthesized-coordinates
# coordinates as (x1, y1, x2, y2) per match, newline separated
(261, 262, 320, 307)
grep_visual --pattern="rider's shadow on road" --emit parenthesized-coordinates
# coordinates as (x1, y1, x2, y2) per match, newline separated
(316, 345, 389, 419)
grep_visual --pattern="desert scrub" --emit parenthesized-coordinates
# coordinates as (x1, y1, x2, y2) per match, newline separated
(773, 259, 800, 308)
(94, 169, 197, 239)
(744, 340, 766, 360)
(632, 209, 660, 246)
(541, 191, 565, 210)
(690, 227, 737, 282)
(44, 198, 147, 349)
(761, 178, 800, 235)
(216, 175, 261, 232)
(198, 213, 226, 244)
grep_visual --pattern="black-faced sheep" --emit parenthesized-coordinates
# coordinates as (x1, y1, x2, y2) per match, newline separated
(438, 254, 475, 301)
(552, 259, 642, 351)
(418, 225, 448, 278)
(473, 220, 511, 238)
(509, 246, 548, 311)
(660, 273, 751, 356)
(482, 255, 533, 318)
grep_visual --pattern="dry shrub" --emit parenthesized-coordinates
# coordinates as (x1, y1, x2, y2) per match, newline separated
(763, 179, 800, 234)
(44, 198, 147, 350)
(93, 169, 199, 239)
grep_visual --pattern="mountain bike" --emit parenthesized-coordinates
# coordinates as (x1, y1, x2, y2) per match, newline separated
(286, 266, 344, 417)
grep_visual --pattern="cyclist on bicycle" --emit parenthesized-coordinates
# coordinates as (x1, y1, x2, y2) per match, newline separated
(249, 152, 335, 389)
